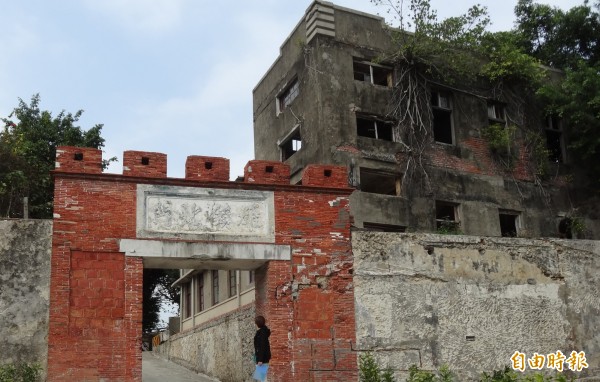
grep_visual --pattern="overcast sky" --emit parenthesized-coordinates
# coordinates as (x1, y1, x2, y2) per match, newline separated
(1, 0, 582, 179)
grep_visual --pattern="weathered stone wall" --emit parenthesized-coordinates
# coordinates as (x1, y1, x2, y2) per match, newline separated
(353, 232, 600, 381)
(0, 219, 52, 374)
(156, 304, 256, 382)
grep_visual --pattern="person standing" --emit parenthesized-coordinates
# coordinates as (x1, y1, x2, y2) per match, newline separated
(253, 315, 271, 382)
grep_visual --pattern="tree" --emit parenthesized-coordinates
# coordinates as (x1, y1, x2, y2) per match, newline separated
(0, 94, 112, 218)
(143, 268, 180, 332)
(514, 0, 600, 184)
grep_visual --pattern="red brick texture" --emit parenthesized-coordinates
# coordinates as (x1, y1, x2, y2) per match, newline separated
(244, 160, 291, 185)
(185, 156, 230, 181)
(302, 164, 349, 188)
(48, 147, 357, 382)
(55, 146, 103, 174)
(123, 151, 167, 178)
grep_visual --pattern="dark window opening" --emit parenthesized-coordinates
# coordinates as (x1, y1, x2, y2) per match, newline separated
(353, 60, 393, 87)
(277, 79, 299, 114)
(211, 270, 219, 305)
(558, 217, 576, 239)
(435, 201, 460, 230)
(324, 169, 332, 177)
(357, 117, 394, 141)
(545, 116, 563, 163)
(228, 270, 237, 298)
(249, 270, 255, 284)
(359, 168, 401, 196)
(198, 275, 205, 312)
(487, 102, 506, 126)
(546, 130, 563, 163)
(431, 91, 453, 144)
(141, 157, 150, 165)
(499, 213, 518, 237)
(183, 283, 191, 319)
(74, 153, 84, 161)
(363, 222, 406, 232)
(265, 166, 274, 173)
(205, 162, 213, 170)
(280, 131, 302, 160)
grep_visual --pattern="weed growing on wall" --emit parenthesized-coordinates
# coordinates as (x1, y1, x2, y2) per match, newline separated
(0, 362, 41, 382)
(359, 352, 395, 382)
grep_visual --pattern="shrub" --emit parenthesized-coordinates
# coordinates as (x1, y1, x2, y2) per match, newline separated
(0, 362, 42, 382)
(360, 352, 396, 382)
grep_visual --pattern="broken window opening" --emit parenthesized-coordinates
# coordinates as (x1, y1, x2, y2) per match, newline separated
(545, 116, 564, 163)
(196, 273, 204, 313)
(276, 78, 299, 114)
(280, 130, 302, 161)
(353, 59, 393, 87)
(228, 270, 237, 298)
(211, 270, 219, 306)
(431, 90, 453, 144)
(363, 222, 406, 232)
(359, 168, 401, 196)
(356, 116, 394, 141)
(435, 201, 460, 231)
(499, 212, 519, 237)
(183, 283, 192, 319)
(487, 102, 506, 126)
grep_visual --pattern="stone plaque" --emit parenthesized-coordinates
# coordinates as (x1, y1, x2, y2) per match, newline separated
(137, 185, 275, 242)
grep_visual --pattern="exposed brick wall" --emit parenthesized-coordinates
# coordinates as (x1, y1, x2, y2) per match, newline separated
(244, 160, 291, 184)
(302, 164, 348, 188)
(429, 138, 534, 181)
(55, 146, 103, 174)
(185, 156, 230, 181)
(48, 146, 357, 382)
(123, 151, 167, 178)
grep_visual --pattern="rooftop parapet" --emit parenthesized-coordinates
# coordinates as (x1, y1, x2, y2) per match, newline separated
(123, 151, 167, 178)
(302, 164, 348, 188)
(186, 156, 230, 181)
(244, 160, 291, 185)
(55, 146, 103, 174)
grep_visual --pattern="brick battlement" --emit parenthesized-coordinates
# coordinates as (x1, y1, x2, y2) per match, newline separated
(55, 146, 351, 188)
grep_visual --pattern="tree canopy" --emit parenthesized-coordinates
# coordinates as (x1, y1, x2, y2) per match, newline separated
(1, 94, 109, 218)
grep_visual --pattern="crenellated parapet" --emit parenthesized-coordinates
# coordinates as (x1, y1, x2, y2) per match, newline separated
(54, 146, 351, 190)
(123, 151, 167, 178)
(55, 146, 103, 174)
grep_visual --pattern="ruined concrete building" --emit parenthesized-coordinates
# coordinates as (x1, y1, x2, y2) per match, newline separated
(253, 0, 599, 239)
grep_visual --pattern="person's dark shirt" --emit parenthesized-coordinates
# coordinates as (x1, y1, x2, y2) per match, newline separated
(254, 326, 271, 363)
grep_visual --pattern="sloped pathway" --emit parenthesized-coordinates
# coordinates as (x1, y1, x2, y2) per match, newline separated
(142, 351, 219, 382)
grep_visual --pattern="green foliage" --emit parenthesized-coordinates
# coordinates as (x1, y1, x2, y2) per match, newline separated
(523, 131, 551, 178)
(514, 0, 600, 70)
(359, 352, 396, 382)
(436, 220, 462, 235)
(0, 94, 115, 218)
(0, 362, 42, 382)
(143, 268, 180, 332)
(480, 31, 544, 86)
(515, 0, 600, 184)
(537, 62, 600, 184)
(372, 0, 491, 82)
(482, 124, 518, 169)
(406, 365, 572, 382)
(406, 365, 456, 382)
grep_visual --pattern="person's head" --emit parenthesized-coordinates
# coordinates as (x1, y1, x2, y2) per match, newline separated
(255, 315, 266, 328)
